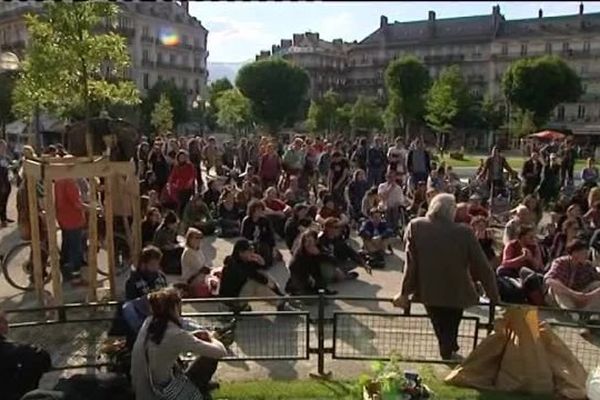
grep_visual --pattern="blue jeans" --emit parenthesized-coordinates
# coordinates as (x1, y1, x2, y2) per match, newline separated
(367, 167, 385, 187)
(61, 228, 84, 280)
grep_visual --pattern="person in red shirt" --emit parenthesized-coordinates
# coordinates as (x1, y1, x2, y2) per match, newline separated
(168, 150, 196, 215)
(54, 175, 87, 285)
(467, 194, 489, 219)
(259, 143, 281, 190)
(263, 186, 290, 237)
(498, 225, 544, 278)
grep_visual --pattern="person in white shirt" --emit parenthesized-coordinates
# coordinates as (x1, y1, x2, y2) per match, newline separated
(181, 228, 219, 297)
(378, 170, 407, 234)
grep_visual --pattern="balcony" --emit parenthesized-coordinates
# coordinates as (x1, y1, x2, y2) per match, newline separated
(114, 26, 135, 38)
(142, 59, 154, 68)
(141, 35, 155, 43)
(423, 54, 465, 64)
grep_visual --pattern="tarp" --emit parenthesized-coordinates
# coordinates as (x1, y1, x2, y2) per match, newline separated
(445, 306, 587, 399)
(528, 130, 566, 141)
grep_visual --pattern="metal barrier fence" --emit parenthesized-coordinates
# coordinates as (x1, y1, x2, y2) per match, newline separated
(5, 293, 600, 375)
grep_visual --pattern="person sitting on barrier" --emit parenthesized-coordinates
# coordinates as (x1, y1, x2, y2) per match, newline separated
(318, 217, 369, 283)
(283, 203, 313, 250)
(359, 208, 394, 269)
(545, 239, 600, 313)
(181, 192, 216, 236)
(217, 187, 243, 238)
(286, 230, 337, 296)
(181, 228, 220, 298)
(219, 239, 298, 312)
(152, 210, 184, 275)
(131, 288, 228, 400)
(241, 200, 278, 268)
(0, 310, 52, 400)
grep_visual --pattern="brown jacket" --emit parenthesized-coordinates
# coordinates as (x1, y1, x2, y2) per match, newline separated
(401, 216, 499, 308)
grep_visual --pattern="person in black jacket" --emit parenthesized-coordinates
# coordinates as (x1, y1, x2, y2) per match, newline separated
(1, 310, 52, 400)
(219, 239, 297, 312)
(286, 230, 337, 296)
(521, 151, 543, 196)
(241, 200, 277, 268)
(283, 203, 312, 249)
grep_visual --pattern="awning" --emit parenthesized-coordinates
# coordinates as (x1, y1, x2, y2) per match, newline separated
(528, 130, 565, 141)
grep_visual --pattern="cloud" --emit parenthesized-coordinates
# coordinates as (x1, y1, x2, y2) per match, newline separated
(204, 16, 276, 62)
(317, 12, 357, 41)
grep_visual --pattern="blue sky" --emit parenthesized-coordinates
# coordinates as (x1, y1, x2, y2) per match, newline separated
(189, 1, 600, 63)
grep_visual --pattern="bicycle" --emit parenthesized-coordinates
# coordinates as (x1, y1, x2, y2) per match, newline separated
(1, 232, 130, 292)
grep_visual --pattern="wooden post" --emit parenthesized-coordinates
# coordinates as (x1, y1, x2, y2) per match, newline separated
(130, 172, 142, 266)
(26, 176, 44, 306)
(43, 179, 63, 305)
(104, 174, 116, 299)
(87, 179, 98, 302)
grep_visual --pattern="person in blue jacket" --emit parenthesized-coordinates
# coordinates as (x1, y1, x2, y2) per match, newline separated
(359, 208, 394, 268)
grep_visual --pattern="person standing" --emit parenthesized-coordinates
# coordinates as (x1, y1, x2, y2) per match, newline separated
(477, 146, 516, 196)
(538, 153, 562, 205)
(0, 140, 13, 228)
(520, 151, 543, 196)
(366, 136, 387, 187)
(560, 140, 577, 187)
(259, 143, 282, 190)
(407, 137, 431, 189)
(393, 194, 499, 360)
(167, 150, 196, 215)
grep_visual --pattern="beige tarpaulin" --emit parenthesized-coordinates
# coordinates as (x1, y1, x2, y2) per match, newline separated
(445, 306, 588, 399)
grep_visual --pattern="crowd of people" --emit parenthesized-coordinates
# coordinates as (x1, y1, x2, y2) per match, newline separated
(3, 132, 600, 399)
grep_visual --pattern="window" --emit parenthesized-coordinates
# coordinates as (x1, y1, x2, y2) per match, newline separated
(182, 77, 188, 90)
(157, 52, 163, 64)
(183, 54, 189, 66)
(143, 73, 149, 89)
(584, 41, 591, 54)
(578, 104, 586, 119)
(142, 49, 149, 62)
(545, 42, 552, 54)
(194, 79, 200, 92)
(501, 43, 508, 55)
(170, 54, 176, 65)
(557, 105, 565, 121)
(142, 26, 149, 38)
(563, 42, 570, 53)
(520, 43, 528, 56)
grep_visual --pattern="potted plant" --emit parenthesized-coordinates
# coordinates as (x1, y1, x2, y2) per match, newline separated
(360, 355, 432, 400)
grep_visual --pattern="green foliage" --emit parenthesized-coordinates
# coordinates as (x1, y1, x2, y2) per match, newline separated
(384, 56, 430, 137)
(479, 95, 506, 131)
(215, 88, 253, 135)
(425, 65, 473, 135)
(306, 89, 341, 133)
(0, 71, 17, 128)
(351, 95, 382, 134)
(336, 103, 353, 135)
(140, 80, 188, 134)
(150, 93, 173, 135)
(209, 78, 234, 109)
(12, 2, 140, 120)
(236, 58, 310, 134)
(503, 55, 583, 126)
(509, 108, 537, 137)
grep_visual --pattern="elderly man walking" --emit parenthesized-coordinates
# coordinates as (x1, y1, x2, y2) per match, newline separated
(393, 194, 499, 360)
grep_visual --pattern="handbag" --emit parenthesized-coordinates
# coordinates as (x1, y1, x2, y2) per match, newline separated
(144, 338, 202, 400)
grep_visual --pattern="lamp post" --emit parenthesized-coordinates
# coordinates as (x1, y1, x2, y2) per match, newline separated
(192, 94, 209, 136)
(0, 52, 20, 141)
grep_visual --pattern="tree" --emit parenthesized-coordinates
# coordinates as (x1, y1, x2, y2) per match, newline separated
(306, 90, 340, 133)
(425, 65, 473, 151)
(503, 55, 583, 126)
(384, 56, 430, 139)
(0, 71, 17, 137)
(479, 95, 505, 132)
(12, 2, 139, 153)
(336, 103, 353, 135)
(150, 94, 173, 136)
(236, 58, 309, 134)
(205, 78, 234, 131)
(215, 88, 253, 136)
(141, 80, 188, 135)
(509, 108, 537, 138)
(351, 96, 383, 135)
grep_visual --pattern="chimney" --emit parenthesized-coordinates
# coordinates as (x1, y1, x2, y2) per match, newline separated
(293, 33, 302, 45)
(538, 9, 543, 18)
(428, 11, 436, 21)
(428, 11, 436, 37)
(580, 2, 584, 15)
(380, 15, 388, 28)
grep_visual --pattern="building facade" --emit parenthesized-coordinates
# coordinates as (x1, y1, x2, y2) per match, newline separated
(0, 1, 209, 104)
(258, 4, 600, 135)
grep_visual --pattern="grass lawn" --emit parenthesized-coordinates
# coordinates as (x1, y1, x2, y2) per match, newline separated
(213, 366, 552, 399)
(441, 155, 586, 170)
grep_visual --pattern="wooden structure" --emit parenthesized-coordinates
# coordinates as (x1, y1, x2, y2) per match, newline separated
(23, 156, 141, 306)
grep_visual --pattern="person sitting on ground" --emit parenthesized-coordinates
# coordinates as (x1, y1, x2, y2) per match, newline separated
(503, 204, 532, 246)
(181, 193, 216, 236)
(318, 217, 369, 283)
(241, 200, 277, 268)
(346, 169, 370, 223)
(522, 194, 543, 227)
(582, 157, 600, 188)
(219, 239, 297, 312)
(131, 288, 228, 400)
(167, 150, 196, 215)
(152, 210, 184, 275)
(283, 203, 313, 250)
(203, 179, 222, 214)
(284, 175, 308, 206)
(378, 169, 408, 234)
(181, 228, 220, 298)
(217, 187, 243, 238)
(1, 310, 52, 400)
(454, 202, 473, 225)
(407, 181, 427, 217)
(286, 230, 337, 296)
(316, 193, 350, 238)
(550, 218, 583, 260)
(359, 208, 394, 269)
(499, 225, 544, 278)
(262, 186, 291, 238)
(471, 216, 498, 268)
(545, 239, 600, 312)
(467, 194, 489, 218)
(427, 166, 446, 192)
(361, 187, 380, 221)
(141, 207, 161, 247)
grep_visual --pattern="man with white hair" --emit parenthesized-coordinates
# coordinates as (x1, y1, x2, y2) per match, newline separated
(393, 193, 499, 360)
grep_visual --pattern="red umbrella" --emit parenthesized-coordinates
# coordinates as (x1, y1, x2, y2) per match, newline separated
(528, 130, 566, 141)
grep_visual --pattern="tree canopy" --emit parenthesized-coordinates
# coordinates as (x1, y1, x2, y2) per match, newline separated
(306, 90, 340, 134)
(12, 2, 140, 122)
(236, 58, 309, 134)
(503, 55, 582, 126)
(215, 88, 253, 136)
(384, 56, 430, 138)
(141, 80, 188, 134)
(351, 95, 383, 134)
(151, 93, 174, 136)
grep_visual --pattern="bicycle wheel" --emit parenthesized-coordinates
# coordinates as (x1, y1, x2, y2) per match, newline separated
(97, 234, 130, 277)
(2, 241, 40, 291)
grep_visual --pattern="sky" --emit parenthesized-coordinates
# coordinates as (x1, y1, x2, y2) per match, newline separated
(189, 1, 600, 63)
